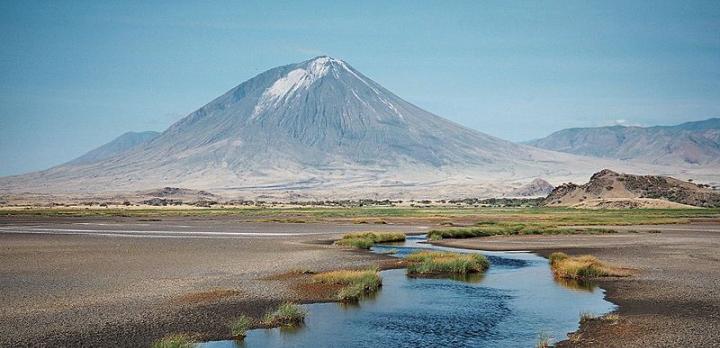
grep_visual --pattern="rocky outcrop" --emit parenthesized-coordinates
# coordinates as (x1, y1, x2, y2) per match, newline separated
(544, 169, 720, 208)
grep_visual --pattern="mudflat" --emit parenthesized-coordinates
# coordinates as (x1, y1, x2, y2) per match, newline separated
(0, 216, 426, 347)
(433, 223, 720, 347)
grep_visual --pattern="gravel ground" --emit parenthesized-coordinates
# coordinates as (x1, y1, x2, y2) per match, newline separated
(0, 216, 425, 347)
(433, 223, 720, 347)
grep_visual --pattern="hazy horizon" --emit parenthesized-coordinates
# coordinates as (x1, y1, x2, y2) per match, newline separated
(2, 1, 719, 176)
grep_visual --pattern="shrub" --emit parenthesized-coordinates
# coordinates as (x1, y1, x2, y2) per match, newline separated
(230, 315, 252, 339)
(152, 334, 196, 348)
(406, 251, 489, 275)
(263, 302, 307, 326)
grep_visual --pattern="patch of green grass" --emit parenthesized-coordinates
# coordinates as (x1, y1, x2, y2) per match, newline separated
(229, 315, 252, 339)
(406, 251, 489, 276)
(312, 268, 382, 302)
(334, 231, 406, 249)
(428, 221, 617, 240)
(152, 334, 196, 348)
(263, 302, 307, 327)
(549, 252, 631, 279)
(4, 206, 718, 225)
(334, 237, 375, 249)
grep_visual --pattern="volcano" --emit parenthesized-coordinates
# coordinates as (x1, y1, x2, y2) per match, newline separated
(0, 57, 654, 199)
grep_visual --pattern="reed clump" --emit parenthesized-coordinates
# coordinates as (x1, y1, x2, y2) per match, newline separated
(334, 231, 406, 249)
(229, 315, 252, 339)
(312, 268, 382, 302)
(549, 252, 631, 279)
(262, 302, 307, 327)
(406, 251, 489, 275)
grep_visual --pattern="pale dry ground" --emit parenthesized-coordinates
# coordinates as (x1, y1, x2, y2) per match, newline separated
(433, 223, 720, 347)
(0, 216, 427, 347)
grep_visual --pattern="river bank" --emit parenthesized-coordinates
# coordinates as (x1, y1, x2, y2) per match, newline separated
(432, 223, 720, 347)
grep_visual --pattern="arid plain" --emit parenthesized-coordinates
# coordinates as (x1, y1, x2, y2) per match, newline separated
(1, 207, 719, 347)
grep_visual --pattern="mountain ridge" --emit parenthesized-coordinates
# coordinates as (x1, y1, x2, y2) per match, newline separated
(525, 118, 720, 166)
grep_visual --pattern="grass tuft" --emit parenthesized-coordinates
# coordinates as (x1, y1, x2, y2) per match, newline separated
(334, 231, 406, 249)
(229, 315, 252, 339)
(263, 302, 307, 327)
(312, 268, 382, 302)
(580, 311, 596, 323)
(550, 253, 630, 279)
(151, 334, 196, 348)
(406, 251, 489, 276)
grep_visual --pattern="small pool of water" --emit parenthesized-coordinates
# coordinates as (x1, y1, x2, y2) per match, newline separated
(200, 235, 615, 347)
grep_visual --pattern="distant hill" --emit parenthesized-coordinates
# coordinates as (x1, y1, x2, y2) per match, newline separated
(68, 131, 159, 165)
(526, 118, 720, 166)
(544, 169, 720, 208)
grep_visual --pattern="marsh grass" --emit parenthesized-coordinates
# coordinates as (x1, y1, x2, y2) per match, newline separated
(151, 334, 196, 348)
(229, 315, 252, 339)
(263, 302, 307, 327)
(549, 252, 630, 279)
(428, 222, 617, 240)
(406, 251, 489, 275)
(334, 231, 406, 249)
(312, 268, 382, 302)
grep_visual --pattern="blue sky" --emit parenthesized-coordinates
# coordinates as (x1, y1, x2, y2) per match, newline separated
(1, 1, 719, 176)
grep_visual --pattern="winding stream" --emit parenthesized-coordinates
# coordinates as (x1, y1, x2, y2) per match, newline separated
(200, 235, 615, 347)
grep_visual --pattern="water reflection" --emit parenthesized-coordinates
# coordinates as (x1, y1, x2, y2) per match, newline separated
(553, 276, 597, 292)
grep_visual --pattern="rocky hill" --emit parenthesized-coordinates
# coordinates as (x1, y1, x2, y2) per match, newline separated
(544, 169, 720, 208)
(507, 178, 555, 197)
(526, 119, 720, 166)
